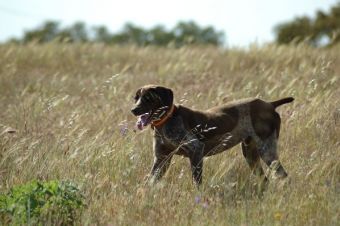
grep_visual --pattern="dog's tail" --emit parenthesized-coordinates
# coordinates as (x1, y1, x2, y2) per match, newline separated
(271, 97, 294, 108)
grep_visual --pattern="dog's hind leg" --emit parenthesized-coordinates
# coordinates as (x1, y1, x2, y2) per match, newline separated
(241, 137, 266, 178)
(257, 132, 288, 179)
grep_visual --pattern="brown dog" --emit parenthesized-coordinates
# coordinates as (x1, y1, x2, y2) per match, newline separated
(131, 85, 293, 186)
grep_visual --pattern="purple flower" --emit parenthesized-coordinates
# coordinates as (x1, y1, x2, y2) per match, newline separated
(195, 196, 201, 204)
(119, 121, 129, 136)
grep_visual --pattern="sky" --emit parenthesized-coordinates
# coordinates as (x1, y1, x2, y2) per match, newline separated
(0, 0, 338, 47)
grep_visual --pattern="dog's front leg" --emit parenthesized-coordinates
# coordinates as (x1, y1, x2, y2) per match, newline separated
(189, 148, 203, 187)
(146, 137, 173, 184)
(148, 154, 172, 184)
(184, 138, 205, 187)
(163, 116, 205, 187)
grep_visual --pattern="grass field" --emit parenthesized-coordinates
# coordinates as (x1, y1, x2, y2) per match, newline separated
(0, 43, 339, 225)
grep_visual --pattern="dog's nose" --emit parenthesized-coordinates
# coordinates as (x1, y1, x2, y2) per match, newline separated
(131, 107, 139, 115)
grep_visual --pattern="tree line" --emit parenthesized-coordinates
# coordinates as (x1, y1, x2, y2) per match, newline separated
(7, 2, 340, 47)
(10, 21, 225, 47)
(274, 2, 340, 46)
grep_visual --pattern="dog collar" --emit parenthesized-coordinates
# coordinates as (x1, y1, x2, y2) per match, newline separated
(151, 105, 176, 129)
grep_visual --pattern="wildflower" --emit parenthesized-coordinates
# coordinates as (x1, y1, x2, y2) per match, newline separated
(274, 212, 283, 221)
(195, 196, 201, 204)
(119, 121, 129, 136)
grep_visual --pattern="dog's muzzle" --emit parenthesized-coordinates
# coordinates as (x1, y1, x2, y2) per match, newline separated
(131, 107, 141, 116)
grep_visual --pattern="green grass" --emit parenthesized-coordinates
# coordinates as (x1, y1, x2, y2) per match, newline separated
(0, 43, 339, 225)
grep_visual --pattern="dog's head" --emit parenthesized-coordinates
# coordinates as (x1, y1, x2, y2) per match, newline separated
(131, 85, 174, 130)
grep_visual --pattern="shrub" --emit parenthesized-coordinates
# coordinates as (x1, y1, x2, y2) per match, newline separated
(0, 180, 84, 225)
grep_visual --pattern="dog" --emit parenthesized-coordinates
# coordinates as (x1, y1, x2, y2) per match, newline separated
(131, 85, 293, 186)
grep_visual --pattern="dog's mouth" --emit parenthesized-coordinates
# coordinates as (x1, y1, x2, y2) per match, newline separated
(135, 106, 170, 130)
(136, 111, 153, 130)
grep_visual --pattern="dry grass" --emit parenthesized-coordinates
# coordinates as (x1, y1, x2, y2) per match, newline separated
(0, 43, 339, 225)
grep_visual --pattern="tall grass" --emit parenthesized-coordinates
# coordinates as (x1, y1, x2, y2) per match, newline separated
(0, 43, 339, 225)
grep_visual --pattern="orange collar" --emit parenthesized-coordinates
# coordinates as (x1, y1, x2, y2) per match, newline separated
(151, 105, 176, 128)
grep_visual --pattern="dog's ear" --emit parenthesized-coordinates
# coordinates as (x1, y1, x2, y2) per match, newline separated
(154, 86, 174, 107)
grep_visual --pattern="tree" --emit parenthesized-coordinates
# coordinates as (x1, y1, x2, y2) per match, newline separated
(68, 22, 88, 42)
(93, 26, 112, 43)
(57, 22, 88, 43)
(173, 21, 224, 46)
(23, 21, 60, 43)
(274, 17, 314, 45)
(274, 3, 340, 46)
(149, 25, 175, 46)
(110, 23, 149, 46)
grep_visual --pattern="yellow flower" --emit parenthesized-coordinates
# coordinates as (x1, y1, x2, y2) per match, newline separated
(274, 212, 283, 221)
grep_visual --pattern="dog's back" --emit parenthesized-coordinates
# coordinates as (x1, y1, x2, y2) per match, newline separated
(176, 97, 293, 144)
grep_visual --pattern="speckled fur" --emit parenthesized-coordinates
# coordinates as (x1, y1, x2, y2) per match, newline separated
(149, 104, 287, 186)
(131, 85, 293, 186)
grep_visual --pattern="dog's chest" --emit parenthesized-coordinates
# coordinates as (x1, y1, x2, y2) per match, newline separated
(160, 124, 197, 147)
(154, 117, 202, 154)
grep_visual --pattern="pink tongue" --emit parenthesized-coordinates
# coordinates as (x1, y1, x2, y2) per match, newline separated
(136, 113, 150, 130)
